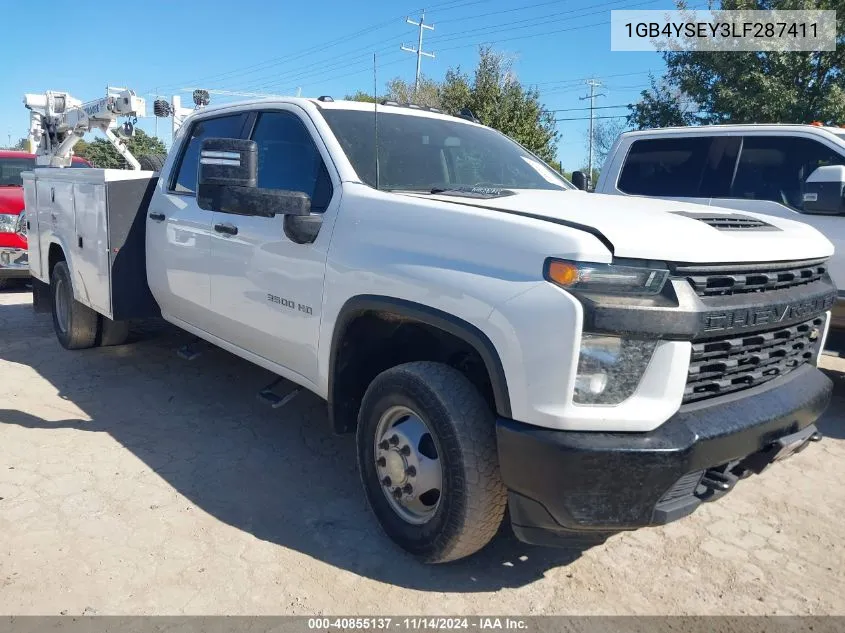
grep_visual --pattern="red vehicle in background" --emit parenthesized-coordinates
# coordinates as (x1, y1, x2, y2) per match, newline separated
(0, 150, 91, 289)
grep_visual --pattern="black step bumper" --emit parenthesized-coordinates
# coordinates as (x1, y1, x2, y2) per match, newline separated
(496, 364, 832, 548)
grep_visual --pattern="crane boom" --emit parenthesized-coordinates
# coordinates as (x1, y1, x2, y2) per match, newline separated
(23, 87, 146, 169)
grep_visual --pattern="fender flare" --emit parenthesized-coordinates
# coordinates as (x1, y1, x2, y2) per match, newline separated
(328, 295, 512, 431)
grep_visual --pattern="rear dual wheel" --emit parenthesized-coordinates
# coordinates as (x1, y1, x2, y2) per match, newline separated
(50, 261, 129, 349)
(357, 361, 507, 563)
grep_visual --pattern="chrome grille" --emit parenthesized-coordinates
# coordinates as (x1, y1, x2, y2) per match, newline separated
(684, 316, 826, 404)
(673, 259, 829, 297)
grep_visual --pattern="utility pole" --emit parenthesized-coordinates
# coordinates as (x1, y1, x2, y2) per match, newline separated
(401, 11, 435, 95)
(579, 78, 605, 189)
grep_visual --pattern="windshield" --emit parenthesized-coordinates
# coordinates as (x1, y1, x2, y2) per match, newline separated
(0, 157, 35, 187)
(320, 109, 570, 192)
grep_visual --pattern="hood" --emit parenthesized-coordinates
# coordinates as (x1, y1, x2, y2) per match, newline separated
(0, 187, 24, 214)
(420, 189, 834, 264)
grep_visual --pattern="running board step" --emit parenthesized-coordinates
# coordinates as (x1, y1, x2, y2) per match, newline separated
(257, 377, 301, 409)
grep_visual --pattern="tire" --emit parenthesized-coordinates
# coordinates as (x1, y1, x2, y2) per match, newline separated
(99, 317, 130, 347)
(50, 261, 99, 350)
(357, 361, 507, 563)
(138, 153, 166, 171)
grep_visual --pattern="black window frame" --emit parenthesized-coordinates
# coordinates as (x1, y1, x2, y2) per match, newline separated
(246, 109, 334, 213)
(167, 112, 251, 196)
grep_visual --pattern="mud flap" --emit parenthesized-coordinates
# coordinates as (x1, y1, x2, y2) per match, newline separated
(31, 278, 52, 313)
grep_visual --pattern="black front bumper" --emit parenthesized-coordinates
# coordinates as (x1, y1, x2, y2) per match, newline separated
(497, 364, 832, 547)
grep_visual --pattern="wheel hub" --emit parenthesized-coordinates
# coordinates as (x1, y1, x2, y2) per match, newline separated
(374, 405, 443, 525)
(384, 450, 407, 484)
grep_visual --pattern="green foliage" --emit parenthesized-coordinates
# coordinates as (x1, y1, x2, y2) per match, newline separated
(590, 119, 630, 167)
(73, 129, 167, 168)
(348, 46, 559, 164)
(385, 77, 443, 109)
(440, 47, 559, 163)
(627, 75, 699, 129)
(345, 91, 379, 103)
(4, 137, 28, 151)
(629, 0, 845, 128)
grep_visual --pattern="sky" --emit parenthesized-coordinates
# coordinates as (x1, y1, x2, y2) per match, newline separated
(0, 0, 679, 170)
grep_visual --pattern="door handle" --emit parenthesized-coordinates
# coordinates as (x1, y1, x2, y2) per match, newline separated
(148, 211, 165, 222)
(214, 222, 239, 236)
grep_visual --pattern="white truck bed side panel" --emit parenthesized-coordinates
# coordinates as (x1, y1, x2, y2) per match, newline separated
(21, 173, 43, 281)
(72, 182, 111, 316)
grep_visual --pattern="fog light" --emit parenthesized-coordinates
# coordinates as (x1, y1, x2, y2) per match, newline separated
(574, 372, 609, 396)
(1, 252, 9, 265)
(573, 334, 658, 405)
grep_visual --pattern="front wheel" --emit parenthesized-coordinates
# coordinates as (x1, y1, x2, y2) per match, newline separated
(51, 261, 99, 350)
(357, 361, 507, 563)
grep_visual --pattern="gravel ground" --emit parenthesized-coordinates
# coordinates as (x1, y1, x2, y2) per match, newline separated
(1, 288, 844, 616)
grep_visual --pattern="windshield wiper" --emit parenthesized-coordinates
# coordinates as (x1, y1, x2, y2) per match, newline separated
(429, 186, 515, 199)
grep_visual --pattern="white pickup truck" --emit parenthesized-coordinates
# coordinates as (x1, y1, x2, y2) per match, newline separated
(23, 99, 836, 562)
(593, 124, 845, 331)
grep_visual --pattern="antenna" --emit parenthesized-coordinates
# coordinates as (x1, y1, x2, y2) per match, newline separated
(373, 53, 381, 191)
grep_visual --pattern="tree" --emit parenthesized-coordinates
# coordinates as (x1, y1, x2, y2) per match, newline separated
(441, 47, 559, 163)
(3, 137, 28, 151)
(629, 0, 845, 127)
(73, 129, 167, 168)
(347, 46, 559, 163)
(385, 77, 443, 109)
(628, 75, 700, 129)
(589, 118, 629, 167)
(344, 91, 379, 103)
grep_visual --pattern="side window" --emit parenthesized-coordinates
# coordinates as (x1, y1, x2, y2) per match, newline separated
(731, 136, 845, 209)
(251, 111, 333, 212)
(171, 113, 247, 194)
(617, 137, 712, 197)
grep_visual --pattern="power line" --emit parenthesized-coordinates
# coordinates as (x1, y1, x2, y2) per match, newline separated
(148, 0, 476, 94)
(550, 103, 631, 112)
(554, 113, 628, 122)
(401, 11, 436, 94)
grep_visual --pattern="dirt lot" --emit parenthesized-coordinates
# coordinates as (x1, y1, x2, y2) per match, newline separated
(1, 288, 844, 616)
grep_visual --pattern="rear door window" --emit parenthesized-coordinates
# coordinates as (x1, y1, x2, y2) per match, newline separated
(618, 137, 712, 197)
(730, 135, 845, 210)
(171, 113, 248, 194)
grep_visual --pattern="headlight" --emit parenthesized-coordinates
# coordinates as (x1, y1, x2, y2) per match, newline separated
(545, 259, 668, 295)
(573, 334, 658, 405)
(0, 214, 18, 234)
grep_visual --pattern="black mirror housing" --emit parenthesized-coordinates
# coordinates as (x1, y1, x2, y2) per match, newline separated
(198, 185, 311, 217)
(198, 138, 258, 187)
(803, 165, 845, 215)
(571, 170, 589, 191)
(196, 137, 312, 218)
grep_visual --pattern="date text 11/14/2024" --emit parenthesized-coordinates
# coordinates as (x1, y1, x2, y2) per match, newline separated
(307, 617, 528, 630)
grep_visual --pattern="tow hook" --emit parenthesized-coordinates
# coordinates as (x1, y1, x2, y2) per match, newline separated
(697, 466, 740, 502)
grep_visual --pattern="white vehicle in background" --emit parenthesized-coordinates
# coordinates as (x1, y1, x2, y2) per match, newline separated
(593, 124, 845, 330)
(21, 92, 838, 563)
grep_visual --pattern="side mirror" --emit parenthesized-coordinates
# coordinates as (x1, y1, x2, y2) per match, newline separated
(802, 165, 845, 215)
(571, 170, 589, 191)
(197, 138, 311, 217)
